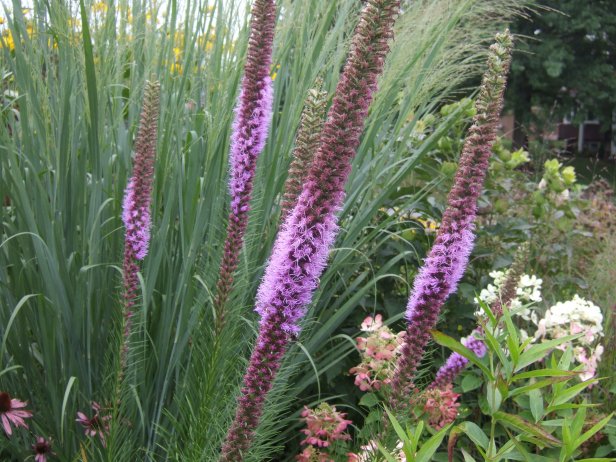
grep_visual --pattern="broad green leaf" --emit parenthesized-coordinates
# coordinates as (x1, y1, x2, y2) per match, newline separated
(461, 373, 483, 392)
(416, 424, 451, 462)
(359, 392, 380, 408)
(515, 334, 583, 372)
(494, 411, 561, 446)
(529, 388, 543, 422)
(456, 421, 489, 450)
(510, 376, 572, 398)
(549, 379, 598, 408)
(487, 381, 503, 414)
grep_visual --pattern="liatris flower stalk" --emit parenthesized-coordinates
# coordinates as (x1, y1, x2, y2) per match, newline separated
(391, 31, 513, 406)
(213, 0, 276, 332)
(490, 242, 529, 317)
(430, 243, 528, 389)
(280, 81, 328, 221)
(219, 1, 400, 459)
(121, 80, 160, 369)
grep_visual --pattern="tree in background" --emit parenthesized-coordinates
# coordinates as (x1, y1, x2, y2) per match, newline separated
(507, 0, 616, 149)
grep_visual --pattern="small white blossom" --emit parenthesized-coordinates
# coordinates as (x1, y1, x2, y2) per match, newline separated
(474, 270, 542, 320)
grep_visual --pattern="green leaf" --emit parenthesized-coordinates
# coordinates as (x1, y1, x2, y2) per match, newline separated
(515, 334, 584, 372)
(549, 379, 598, 408)
(511, 368, 578, 381)
(529, 388, 543, 423)
(461, 373, 483, 392)
(359, 392, 380, 408)
(416, 424, 451, 462)
(487, 381, 503, 414)
(377, 441, 401, 462)
(575, 413, 614, 450)
(431, 330, 493, 380)
(456, 421, 489, 450)
(461, 448, 478, 462)
(494, 411, 561, 447)
(510, 376, 572, 398)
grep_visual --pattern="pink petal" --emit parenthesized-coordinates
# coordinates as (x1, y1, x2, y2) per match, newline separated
(2, 414, 12, 436)
(10, 399, 27, 409)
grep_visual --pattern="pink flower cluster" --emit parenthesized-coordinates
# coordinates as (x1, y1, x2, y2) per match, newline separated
(349, 315, 406, 392)
(421, 384, 460, 429)
(297, 403, 352, 461)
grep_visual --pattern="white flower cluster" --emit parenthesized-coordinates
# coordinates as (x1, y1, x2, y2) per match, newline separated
(537, 295, 603, 345)
(474, 268, 606, 382)
(475, 270, 542, 321)
(536, 295, 604, 382)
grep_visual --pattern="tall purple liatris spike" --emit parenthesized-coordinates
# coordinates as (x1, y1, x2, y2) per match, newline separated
(390, 31, 513, 407)
(121, 80, 160, 366)
(213, 0, 276, 333)
(219, 1, 400, 459)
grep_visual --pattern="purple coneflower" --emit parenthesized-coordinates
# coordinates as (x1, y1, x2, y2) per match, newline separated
(76, 402, 111, 447)
(219, 1, 400, 459)
(0, 391, 32, 436)
(213, 0, 276, 332)
(390, 31, 514, 406)
(32, 436, 54, 462)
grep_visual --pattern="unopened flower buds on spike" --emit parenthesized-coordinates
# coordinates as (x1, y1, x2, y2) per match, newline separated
(219, 1, 400, 459)
(391, 31, 513, 407)
(121, 80, 160, 370)
(280, 80, 328, 221)
(213, 0, 276, 333)
(429, 241, 529, 389)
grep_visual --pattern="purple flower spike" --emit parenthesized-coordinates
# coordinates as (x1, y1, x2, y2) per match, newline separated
(219, 1, 400, 460)
(122, 178, 152, 260)
(213, 0, 277, 332)
(121, 80, 160, 371)
(391, 31, 513, 406)
(430, 327, 487, 389)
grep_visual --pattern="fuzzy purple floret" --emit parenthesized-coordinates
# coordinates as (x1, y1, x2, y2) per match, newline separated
(255, 200, 339, 335)
(431, 327, 487, 389)
(405, 227, 475, 321)
(228, 76, 274, 217)
(122, 178, 152, 260)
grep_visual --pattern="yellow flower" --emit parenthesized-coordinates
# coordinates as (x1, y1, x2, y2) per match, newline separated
(271, 63, 280, 80)
(0, 17, 5, 25)
(68, 17, 80, 29)
(92, 2, 108, 14)
(170, 62, 182, 75)
(173, 47, 182, 59)
(1, 30, 15, 51)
